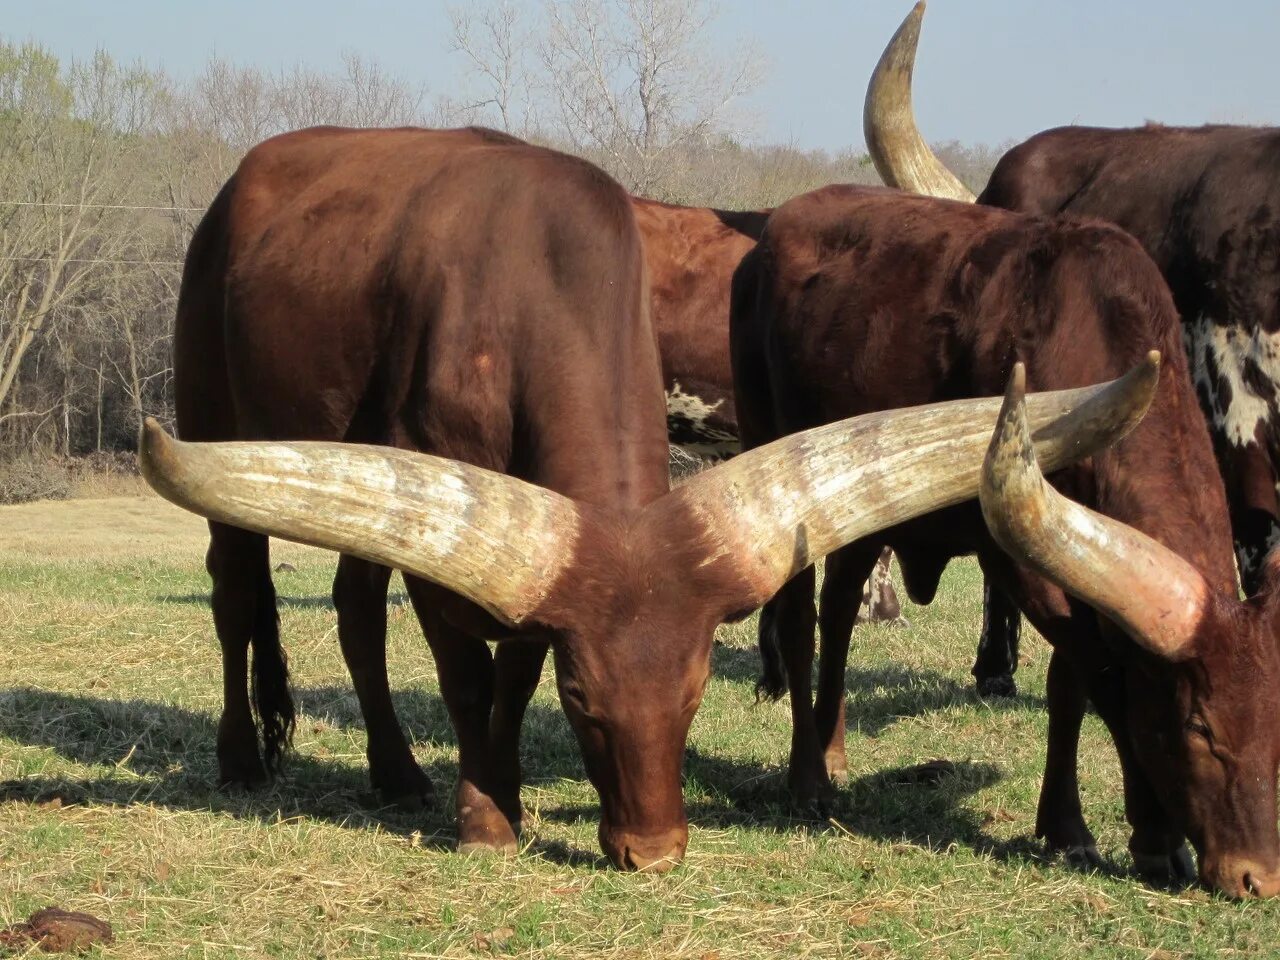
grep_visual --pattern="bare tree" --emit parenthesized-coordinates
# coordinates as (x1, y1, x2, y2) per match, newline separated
(539, 0, 763, 195)
(0, 47, 160, 420)
(448, 0, 538, 134)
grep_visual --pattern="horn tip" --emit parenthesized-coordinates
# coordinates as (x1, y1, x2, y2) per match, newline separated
(139, 416, 166, 454)
(1004, 362, 1027, 406)
(138, 418, 177, 491)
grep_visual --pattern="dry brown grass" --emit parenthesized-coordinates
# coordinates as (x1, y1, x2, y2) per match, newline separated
(0, 493, 326, 564)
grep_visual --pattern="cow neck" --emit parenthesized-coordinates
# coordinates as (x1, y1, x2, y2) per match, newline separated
(1096, 369, 1239, 600)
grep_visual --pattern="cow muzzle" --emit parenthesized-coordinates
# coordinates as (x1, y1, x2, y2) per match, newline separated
(600, 824, 688, 873)
(1204, 856, 1280, 899)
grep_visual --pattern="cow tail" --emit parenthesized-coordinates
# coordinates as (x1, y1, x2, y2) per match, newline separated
(251, 572, 296, 773)
(755, 601, 788, 702)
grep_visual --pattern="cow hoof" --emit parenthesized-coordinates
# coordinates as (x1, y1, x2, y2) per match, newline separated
(457, 802, 520, 856)
(217, 759, 270, 790)
(857, 614, 911, 629)
(372, 766, 435, 811)
(1132, 845, 1196, 886)
(1061, 844, 1104, 871)
(975, 674, 1018, 699)
(825, 756, 850, 785)
(788, 776, 836, 817)
(381, 787, 433, 812)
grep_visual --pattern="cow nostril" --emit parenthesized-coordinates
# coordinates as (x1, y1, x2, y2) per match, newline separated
(1243, 872, 1260, 897)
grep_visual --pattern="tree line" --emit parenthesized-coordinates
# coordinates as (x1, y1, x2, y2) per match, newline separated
(0, 0, 1000, 473)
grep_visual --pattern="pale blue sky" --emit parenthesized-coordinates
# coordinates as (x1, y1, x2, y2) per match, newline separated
(7, 1, 1279, 151)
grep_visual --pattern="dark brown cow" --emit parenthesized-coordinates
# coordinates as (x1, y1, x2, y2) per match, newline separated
(634, 197, 902, 623)
(733, 182, 1280, 898)
(868, 1, 1280, 657)
(983, 129, 1280, 591)
(152, 125, 1140, 868)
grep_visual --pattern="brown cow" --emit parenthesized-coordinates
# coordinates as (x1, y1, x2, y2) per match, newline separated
(153, 125, 1143, 868)
(481, 199, 907, 839)
(634, 196, 902, 623)
(867, 1, 1280, 682)
(733, 183, 1280, 897)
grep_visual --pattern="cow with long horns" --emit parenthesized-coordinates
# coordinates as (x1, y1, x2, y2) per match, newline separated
(150, 125, 1144, 869)
(160, 144, 905, 852)
(868, 0, 1280, 669)
(482, 198, 908, 818)
(734, 183, 1280, 898)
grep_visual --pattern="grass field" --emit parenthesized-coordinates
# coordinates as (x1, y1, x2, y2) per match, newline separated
(1, 495, 1274, 958)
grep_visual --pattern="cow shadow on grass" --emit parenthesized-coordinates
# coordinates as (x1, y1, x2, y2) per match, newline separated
(0, 685, 523, 856)
(0, 667, 1073, 876)
(710, 641, 1047, 737)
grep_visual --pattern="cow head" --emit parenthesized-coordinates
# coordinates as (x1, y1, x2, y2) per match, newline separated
(138, 359, 1155, 871)
(982, 369, 1280, 897)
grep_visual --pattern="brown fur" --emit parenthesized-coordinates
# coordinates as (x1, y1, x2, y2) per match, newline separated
(982, 124, 1280, 595)
(175, 126, 754, 869)
(733, 184, 1280, 897)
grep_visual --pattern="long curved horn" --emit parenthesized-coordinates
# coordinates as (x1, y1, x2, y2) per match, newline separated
(864, 2, 975, 202)
(138, 420, 580, 628)
(980, 362, 1207, 659)
(679, 354, 1161, 610)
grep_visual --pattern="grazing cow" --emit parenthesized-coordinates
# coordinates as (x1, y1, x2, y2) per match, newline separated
(733, 183, 1280, 898)
(153, 125, 1138, 868)
(868, 1, 1280, 598)
(482, 200, 909, 824)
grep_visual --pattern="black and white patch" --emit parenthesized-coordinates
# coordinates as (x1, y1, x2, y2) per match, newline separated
(665, 380, 740, 462)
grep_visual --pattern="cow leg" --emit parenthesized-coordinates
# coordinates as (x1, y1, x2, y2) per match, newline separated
(971, 577, 1022, 698)
(206, 521, 293, 786)
(859, 547, 908, 626)
(488, 640, 550, 830)
(403, 575, 517, 854)
(1213, 432, 1279, 595)
(1038, 647, 1191, 883)
(333, 555, 432, 807)
(815, 544, 883, 783)
(1081, 661, 1194, 884)
(762, 566, 831, 810)
(1034, 649, 1100, 866)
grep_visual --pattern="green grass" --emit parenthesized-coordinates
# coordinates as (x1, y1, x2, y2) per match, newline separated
(1, 496, 1275, 958)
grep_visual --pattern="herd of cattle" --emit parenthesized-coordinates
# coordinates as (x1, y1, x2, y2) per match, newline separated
(128, 4, 1280, 898)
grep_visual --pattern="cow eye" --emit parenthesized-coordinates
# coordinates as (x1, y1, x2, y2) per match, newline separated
(1186, 716, 1212, 740)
